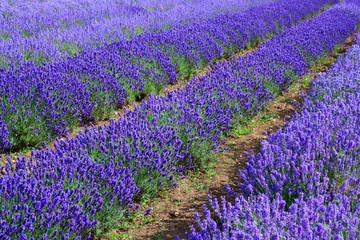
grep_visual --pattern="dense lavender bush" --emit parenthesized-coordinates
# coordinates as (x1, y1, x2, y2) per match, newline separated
(0, 154, 138, 239)
(199, 3, 358, 129)
(0, 65, 95, 151)
(49, 112, 187, 199)
(183, 3, 360, 239)
(0, 38, 177, 151)
(52, 38, 177, 105)
(183, 189, 360, 239)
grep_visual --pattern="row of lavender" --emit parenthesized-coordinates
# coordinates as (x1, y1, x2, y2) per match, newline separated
(0, 0, 271, 67)
(182, 3, 360, 240)
(0, 0, 336, 152)
(1, 2, 358, 239)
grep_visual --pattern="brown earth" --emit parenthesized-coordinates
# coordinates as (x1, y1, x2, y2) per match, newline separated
(97, 33, 357, 240)
(103, 75, 309, 240)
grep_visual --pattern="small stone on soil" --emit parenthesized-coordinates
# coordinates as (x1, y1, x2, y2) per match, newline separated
(170, 210, 180, 217)
(172, 196, 181, 202)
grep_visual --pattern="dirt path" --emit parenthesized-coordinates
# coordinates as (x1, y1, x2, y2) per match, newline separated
(98, 33, 357, 240)
(0, 7, 352, 240)
(106, 75, 308, 240)
(0, 20, 355, 240)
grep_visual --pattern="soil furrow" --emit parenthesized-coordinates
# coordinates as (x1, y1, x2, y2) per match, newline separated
(100, 33, 356, 240)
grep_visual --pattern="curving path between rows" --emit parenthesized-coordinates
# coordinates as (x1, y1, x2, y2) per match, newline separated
(112, 32, 358, 240)
(1, 1, 358, 239)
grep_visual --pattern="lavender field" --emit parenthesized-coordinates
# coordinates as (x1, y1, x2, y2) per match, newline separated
(1, 0, 360, 239)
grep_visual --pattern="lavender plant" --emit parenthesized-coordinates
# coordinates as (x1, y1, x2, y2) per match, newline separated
(0, 153, 138, 239)
(183, 190, 360, 239)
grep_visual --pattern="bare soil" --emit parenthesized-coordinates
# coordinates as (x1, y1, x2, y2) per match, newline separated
(106, 76, 308, 240)
(98, 33, 357, 240)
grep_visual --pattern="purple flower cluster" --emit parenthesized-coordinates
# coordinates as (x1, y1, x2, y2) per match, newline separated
(0, 38, 177, 151)
(0, 0, 334, 152)
(237, 15, 360, 203)
(183, 2, 360, 239)
(0, 0, 272, 67)
(1, 1, 357, 239)
(0, 153, 137, 239)
(136, 0, 337, 79)
(184, 191, 360, 239)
